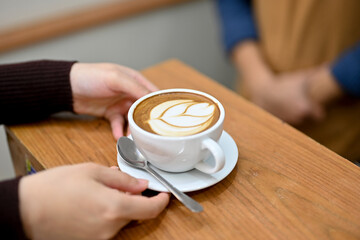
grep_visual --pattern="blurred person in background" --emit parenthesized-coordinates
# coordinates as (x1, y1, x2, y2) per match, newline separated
(216, 0, 360, 162)
(0, 60, 169, 240)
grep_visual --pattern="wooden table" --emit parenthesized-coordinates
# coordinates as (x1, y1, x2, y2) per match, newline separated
(6, 59, 360, 239)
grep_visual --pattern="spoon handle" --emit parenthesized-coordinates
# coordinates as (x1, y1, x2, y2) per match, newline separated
(145, 164, 203, 213)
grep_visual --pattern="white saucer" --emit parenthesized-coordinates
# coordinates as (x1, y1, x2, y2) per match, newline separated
(117, 131, 238, 192)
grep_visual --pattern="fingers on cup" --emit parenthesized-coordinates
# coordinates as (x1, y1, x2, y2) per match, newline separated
(118, 65, 158, 92)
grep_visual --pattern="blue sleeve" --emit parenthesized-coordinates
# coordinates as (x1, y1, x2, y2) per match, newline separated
(331, 42, 360, 97)
(215, 0, 258, 54)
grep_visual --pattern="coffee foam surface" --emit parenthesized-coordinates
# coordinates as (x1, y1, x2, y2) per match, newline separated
(147, 99, 216, 136)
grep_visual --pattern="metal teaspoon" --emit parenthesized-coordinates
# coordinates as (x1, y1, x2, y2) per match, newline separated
(117, 137, 203, 213)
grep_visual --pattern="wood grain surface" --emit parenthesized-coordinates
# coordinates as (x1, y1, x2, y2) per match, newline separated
(6, 59, 360, 240)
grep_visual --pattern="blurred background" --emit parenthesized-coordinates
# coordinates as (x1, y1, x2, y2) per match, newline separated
(0, 0, 235, 180)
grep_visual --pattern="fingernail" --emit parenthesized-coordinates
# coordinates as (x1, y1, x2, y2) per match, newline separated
(137, 178, 149, 186)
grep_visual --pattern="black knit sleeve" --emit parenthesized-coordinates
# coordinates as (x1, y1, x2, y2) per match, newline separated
(0, 177, 28, 239)
(0, 60, 76, 124)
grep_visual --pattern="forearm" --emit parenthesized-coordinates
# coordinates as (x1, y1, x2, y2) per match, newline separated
(0, 60, 76, 125)
(232, 41, 274, 91)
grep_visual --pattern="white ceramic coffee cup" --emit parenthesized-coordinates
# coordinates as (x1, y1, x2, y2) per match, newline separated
(128, 88, 225, 174)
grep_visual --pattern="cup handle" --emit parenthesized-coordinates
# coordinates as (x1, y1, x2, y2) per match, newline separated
(195, 138, 225, 174)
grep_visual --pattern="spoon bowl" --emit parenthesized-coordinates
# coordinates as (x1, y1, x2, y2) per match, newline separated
(117, 137, 203, 213)
(117, 137, 146, 168)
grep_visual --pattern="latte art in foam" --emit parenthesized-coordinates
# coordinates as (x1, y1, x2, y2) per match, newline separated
(148, 100, 216, 136)
(133, 92, 220, 137)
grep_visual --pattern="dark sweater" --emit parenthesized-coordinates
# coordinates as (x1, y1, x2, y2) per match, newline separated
(0, 60, 76, 239)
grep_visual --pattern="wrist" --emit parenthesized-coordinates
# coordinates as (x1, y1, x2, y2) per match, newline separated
(19, 176, 36, 239)
(69, 62, 82, 97)
(307, 66, 343, 105)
